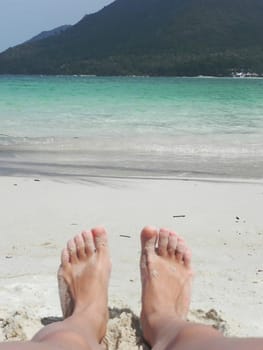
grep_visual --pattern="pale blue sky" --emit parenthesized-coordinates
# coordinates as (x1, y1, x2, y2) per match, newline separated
(0, 0, 113, 53)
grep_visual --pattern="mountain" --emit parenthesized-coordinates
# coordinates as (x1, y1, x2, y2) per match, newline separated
(26, 25, 72, 43)
(1, 0, 263, 76)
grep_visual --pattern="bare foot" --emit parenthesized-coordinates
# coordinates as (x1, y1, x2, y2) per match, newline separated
(57, 227, 111, 343)
(140, 226, 193, 346)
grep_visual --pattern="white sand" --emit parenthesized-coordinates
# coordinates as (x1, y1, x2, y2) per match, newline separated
(0, 175, 263, 347)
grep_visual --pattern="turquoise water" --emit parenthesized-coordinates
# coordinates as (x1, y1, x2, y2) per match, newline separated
(0, 75, 263, 179)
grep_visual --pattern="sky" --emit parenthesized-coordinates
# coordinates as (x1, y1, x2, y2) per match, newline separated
(0, 0, 114, 53)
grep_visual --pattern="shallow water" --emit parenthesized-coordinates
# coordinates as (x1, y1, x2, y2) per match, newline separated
(0, 75, 263, 179)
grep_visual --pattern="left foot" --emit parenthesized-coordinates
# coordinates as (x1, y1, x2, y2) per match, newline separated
(57, 227, 111, 342)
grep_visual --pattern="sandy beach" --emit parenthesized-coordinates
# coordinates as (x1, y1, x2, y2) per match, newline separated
(0, 175, 263, 347)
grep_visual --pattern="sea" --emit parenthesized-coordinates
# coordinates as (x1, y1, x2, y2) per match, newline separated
(0, 75, 263, 180)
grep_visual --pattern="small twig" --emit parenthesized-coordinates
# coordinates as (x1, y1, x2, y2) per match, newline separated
(173, 215, 186, 218)
(120, 235, 131, 238)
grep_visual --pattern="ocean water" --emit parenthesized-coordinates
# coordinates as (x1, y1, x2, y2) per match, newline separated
(0, 75, 263, 179)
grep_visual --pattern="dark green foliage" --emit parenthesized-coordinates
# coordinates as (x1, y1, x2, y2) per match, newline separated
(1, 0, 263, 75)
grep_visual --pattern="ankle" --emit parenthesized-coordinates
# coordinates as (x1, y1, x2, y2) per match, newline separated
(141, 308, 184, 329)
(141, 311, 183, 346)
(74, 296, 108, 314)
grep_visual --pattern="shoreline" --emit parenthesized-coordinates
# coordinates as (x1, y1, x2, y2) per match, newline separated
(1, 171, 263, 185)
(1, 157, 263, 184)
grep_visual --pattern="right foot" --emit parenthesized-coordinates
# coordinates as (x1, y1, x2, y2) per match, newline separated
(140, 226, 193, 346)
(57, 227, 111, 342)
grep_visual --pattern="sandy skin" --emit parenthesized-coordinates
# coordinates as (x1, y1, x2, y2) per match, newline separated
(140, 227, 263, 350)
(56, 227, 112, 342)
(0, 227, 111, 350)
(140, 226, 193, 345)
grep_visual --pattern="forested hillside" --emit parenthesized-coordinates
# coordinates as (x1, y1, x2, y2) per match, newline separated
(0, 0, 263, 76)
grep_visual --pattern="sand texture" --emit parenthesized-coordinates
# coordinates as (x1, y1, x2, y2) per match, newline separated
(0, 176, 263, 348)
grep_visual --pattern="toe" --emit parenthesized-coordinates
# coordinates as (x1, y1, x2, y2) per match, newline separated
(183, 248, 192, 268)
(157, 228, 169, 256)
(175, 237, 186, 263)
(92, 227, 108, 253)
(167, 230, 178, 257)
(82, 230, 95, 256)
(74, 234, 86, 260)
(60, 248, 70, 268)
(67, 239, 78, 263)
(141, 226, 158, 255)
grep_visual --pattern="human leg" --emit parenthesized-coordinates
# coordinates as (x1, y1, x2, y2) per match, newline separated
(140, 226, 263, 350)
(0, 227, 111, 350)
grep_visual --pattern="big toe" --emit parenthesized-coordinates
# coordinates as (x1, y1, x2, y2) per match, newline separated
(141, 226, 158, 255)
(91, 226, 109, 253)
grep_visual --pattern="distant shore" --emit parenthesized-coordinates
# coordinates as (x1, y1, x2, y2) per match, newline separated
(1, 73, 263, 78)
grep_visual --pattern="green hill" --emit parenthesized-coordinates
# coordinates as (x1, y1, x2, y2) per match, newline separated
(1, 0, 263, 76)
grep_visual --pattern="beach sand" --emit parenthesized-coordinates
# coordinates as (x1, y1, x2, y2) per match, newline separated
(0, 175, 263, 348)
